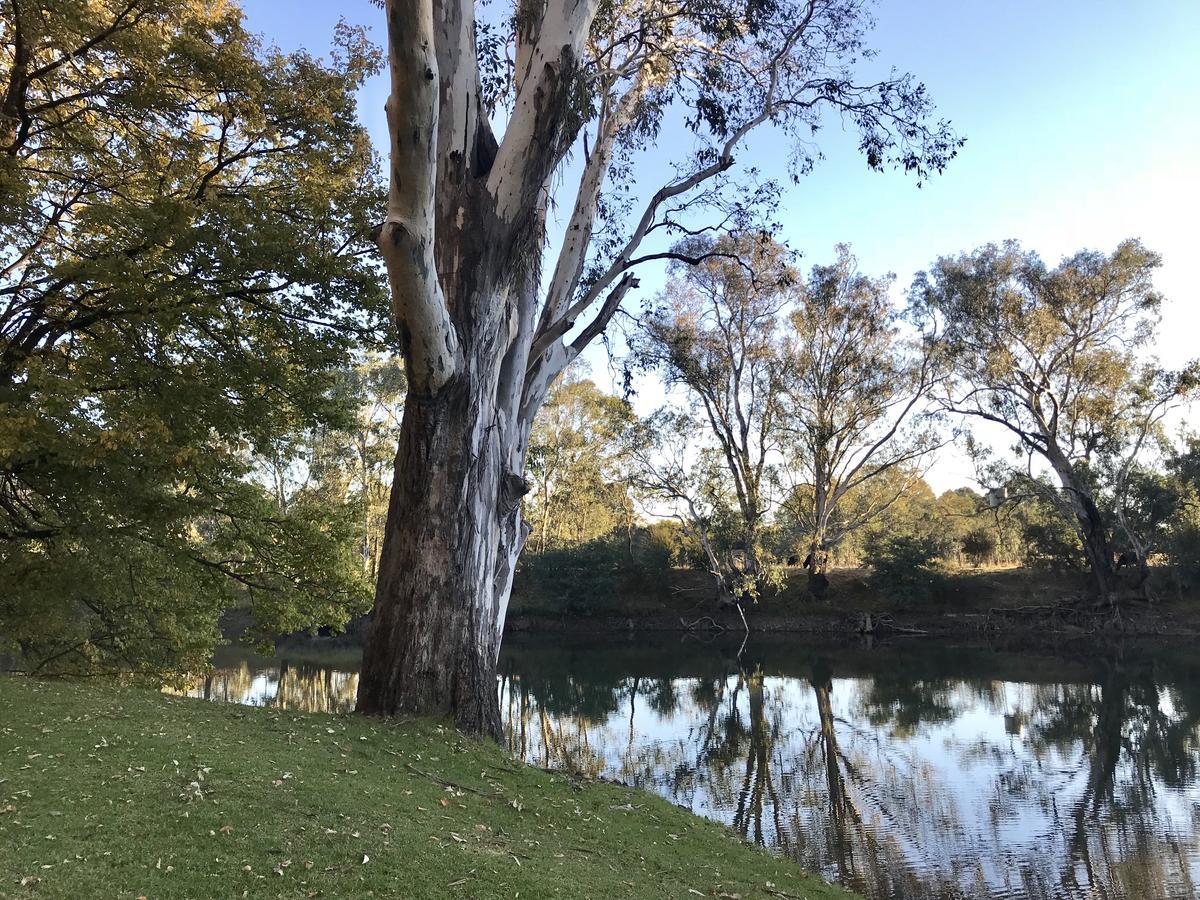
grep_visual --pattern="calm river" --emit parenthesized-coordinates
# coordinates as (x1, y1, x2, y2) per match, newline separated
(172, 636, 1200, 900)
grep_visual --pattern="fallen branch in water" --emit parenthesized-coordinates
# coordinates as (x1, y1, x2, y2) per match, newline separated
(858, 613, 928, 636)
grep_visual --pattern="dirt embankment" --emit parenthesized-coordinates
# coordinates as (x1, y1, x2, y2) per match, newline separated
(506, 566, 1200, 640)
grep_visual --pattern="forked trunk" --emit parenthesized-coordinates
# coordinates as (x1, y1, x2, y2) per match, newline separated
(1075, 494, 1119, 605)
(357, 377, 526, 738)
(1047, 449, 1118, 605)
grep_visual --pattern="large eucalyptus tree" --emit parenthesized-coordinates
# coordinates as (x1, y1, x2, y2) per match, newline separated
(358, 0, 961, 735)
(914, 240, 1197, 604)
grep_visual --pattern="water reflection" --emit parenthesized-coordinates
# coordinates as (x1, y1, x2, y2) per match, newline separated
(498, 638, 1200, 900)
(170, 648, 360, 714)
(175, 637, 1200, 900)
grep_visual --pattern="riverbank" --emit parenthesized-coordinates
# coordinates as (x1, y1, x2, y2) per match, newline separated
(506, 565, 1200, 638)
(0, 677, 858, 900)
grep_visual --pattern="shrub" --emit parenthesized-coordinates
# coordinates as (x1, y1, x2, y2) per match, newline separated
(863, 530, 948, 603)
(960, 527, 997, 567)
(516, 530, 673, 615)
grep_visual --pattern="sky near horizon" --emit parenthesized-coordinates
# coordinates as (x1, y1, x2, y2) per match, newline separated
(240, 0, 1200, 493)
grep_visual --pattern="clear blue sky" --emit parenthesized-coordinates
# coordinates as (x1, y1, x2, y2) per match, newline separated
(241, 0, 1199, 491)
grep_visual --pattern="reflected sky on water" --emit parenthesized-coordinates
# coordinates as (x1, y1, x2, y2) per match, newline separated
(170, 636, 1200, 900)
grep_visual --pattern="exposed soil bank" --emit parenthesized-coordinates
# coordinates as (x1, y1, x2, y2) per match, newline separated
(505, 566, 1200, 640)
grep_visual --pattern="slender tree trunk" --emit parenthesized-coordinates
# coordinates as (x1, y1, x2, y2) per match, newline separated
(806, 522, 831, 600)
(538, 482, 554, 553)
(806, 464, 832, 598)
(742, 516, 761, 579)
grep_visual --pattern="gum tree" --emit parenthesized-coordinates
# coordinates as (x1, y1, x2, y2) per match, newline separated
(781, 245, 942, 595)
(359, 0, 961, 735)
(634, 233, 796, 587)
(914, 240, 1197, 604)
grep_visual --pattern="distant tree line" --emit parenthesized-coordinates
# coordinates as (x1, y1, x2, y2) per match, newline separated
(515, 234, 1198, 617)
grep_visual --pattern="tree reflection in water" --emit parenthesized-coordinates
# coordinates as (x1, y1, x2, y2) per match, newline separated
(169, 638, 1200, 900)
(496, 638, 1200, 900)
(168, 653, 360, 714)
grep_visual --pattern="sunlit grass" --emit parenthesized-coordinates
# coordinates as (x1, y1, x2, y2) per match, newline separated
(0, 676, 857, 899)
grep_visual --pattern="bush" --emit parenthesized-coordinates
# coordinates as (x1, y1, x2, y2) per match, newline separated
(960, 527, 997, 567)
(1166, 514, 1200, 589)
(643, 520, 703, 569)
(1021, 517, 1085, 571)
(516, 530, 673, 615)
(863, 530, 947, 603)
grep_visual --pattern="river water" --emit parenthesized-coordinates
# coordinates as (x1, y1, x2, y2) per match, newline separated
(171, 635, 1200, 900)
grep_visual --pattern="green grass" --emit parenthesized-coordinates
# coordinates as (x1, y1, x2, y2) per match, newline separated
(0, 676, 857, 900)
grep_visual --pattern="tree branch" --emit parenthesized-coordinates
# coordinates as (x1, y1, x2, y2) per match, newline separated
(377, 0, 459, 394)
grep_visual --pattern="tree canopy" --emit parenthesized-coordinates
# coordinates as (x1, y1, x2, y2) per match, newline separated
(913, 239, 1198, 600)
(0, 1, 388, 672)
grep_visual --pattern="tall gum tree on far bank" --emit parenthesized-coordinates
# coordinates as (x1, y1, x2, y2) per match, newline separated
(357, 0, 962, 736)
(634, 233, 797, 591)
(781, 244, 943, 597)
(913, 239, 1198, 605)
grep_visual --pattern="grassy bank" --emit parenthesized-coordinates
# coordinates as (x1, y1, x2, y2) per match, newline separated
(0, 677, 856, 900)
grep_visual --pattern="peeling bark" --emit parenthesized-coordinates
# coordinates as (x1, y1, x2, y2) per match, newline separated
(357, 0, 925, 734)
(358, 378, 524, 737)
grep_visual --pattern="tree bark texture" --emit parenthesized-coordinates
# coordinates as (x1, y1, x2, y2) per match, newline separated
(357, 0, 599, 734)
